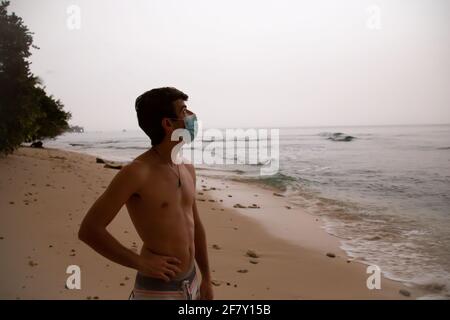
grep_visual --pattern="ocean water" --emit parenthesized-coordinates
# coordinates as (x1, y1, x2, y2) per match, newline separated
(43, 124, 450, 298)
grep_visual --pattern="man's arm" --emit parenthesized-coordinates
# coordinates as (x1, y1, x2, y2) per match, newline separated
(186, 164, 211, 280)
(78, 162, 146, 270)
(186, 164, 214, 299)
(193, 200, 212, 281)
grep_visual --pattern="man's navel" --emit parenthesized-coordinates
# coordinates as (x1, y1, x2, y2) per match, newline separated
(161, 201, 169, 208)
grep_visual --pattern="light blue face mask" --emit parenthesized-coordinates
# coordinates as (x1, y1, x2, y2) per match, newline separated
(169, 113, 198, 143)
(183, 113, 198, 142)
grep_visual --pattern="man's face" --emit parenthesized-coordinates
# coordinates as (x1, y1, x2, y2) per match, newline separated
(162, 99, 195, 138)
(173, 99, 191, 123)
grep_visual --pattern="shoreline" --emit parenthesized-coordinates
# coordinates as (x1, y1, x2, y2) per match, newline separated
(0, 147, 423, 299)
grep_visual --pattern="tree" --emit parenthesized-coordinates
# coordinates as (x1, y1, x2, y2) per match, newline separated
(0, 1, 71, 156)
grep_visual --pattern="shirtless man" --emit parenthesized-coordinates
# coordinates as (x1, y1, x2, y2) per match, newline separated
(78, 87, 213, 300)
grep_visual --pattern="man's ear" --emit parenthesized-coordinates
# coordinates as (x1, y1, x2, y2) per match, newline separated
(161, 118, 173, 131)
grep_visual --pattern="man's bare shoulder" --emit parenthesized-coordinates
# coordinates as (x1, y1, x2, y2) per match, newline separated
(122, 158, 152, 177)
(119, 159, 152, 184)
(182, 161, 196, 181)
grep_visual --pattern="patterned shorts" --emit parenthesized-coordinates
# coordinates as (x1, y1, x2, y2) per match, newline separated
(129, 260, 200, 300)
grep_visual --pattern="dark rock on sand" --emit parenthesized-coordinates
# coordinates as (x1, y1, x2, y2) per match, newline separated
(96, 157, 105, 164)
(399, 289, 411, 297)
(28, 260, 38, 267)
(273, 192, 285, 197)
(246, 250, 260, 258)
(326, 252, 336, 258)
(30, 141, 43, 148)
(104, 162, 123, 170)
(211, 280, 222, 286)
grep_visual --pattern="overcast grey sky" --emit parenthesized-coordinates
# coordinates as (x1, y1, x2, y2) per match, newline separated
(8, 0, 450, 131)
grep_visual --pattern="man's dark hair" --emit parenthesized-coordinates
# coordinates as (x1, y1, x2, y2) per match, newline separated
(135, 87, 188, 145)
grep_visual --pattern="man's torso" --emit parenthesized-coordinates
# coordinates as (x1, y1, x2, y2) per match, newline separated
(125, 152, 196, 276)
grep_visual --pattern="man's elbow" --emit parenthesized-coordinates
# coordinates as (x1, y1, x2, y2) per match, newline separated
(78, 222, 99, 244)
(78, 223, 90, 243)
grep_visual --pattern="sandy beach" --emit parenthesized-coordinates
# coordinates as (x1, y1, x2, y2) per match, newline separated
(0, 147, 423, 299)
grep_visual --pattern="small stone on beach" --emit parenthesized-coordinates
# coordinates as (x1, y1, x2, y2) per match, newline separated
(246, 250, 259, 258)
(273, 192, 285, 197)
(211, 280, 221, 286)
(326, 253, 336, 258)
(399, 289, 411, 297)
(28, 260, 38, 267)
